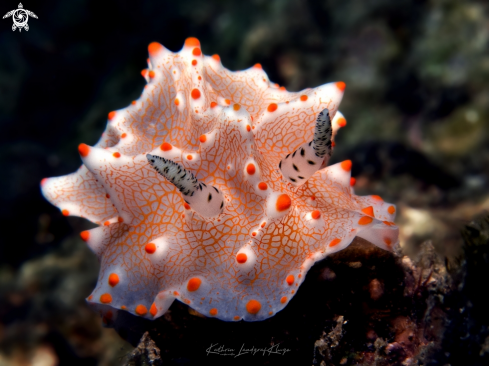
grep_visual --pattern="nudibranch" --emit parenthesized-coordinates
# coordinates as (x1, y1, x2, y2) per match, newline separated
(41, 37, 399, 322)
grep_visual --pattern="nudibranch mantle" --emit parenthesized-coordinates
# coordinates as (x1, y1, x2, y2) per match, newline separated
(41, 38, 399, 322)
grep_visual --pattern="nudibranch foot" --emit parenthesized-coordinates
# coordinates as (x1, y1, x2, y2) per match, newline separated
(41, 37, 399, 322)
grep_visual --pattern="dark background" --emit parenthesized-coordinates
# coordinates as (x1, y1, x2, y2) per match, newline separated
(0, 0, 488, 364)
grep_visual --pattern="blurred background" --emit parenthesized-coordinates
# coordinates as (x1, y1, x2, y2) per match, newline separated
(0, 0, 488, 364)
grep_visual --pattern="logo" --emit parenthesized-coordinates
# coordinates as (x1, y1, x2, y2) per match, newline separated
(3, 3, 37, 32)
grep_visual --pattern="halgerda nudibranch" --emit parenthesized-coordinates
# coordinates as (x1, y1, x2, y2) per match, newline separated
(41, 37, 399, 322)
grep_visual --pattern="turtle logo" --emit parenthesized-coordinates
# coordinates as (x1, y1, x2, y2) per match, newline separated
(3, 3, 38, 32)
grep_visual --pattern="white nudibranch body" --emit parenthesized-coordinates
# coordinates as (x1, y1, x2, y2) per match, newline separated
(41, 37, 399, 323)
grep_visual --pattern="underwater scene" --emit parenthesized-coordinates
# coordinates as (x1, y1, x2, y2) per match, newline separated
(1, 0, 488, 365)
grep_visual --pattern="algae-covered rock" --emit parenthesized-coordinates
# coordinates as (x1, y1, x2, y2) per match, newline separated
(124, 332, 162, 366)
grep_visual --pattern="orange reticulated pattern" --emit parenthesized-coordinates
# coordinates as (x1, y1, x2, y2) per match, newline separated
(41, 37, 399, 322)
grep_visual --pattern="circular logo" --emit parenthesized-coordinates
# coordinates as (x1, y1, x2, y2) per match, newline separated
(12, 9, 28, 28)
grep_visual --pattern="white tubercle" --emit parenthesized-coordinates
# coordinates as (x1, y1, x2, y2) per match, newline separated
(266, 191, 292, 221)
